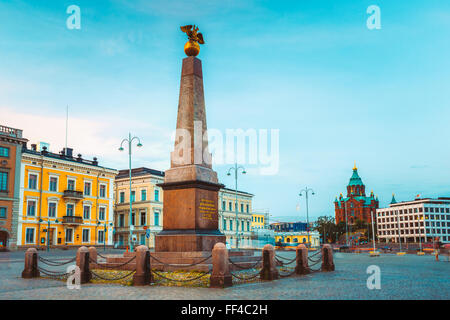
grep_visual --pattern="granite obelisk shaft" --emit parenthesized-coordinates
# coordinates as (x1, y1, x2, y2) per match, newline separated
(155, 56, 225, 252)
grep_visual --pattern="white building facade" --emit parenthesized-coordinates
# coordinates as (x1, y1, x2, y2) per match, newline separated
(218, 188, 253, 248)
(376, 197, 450, 244)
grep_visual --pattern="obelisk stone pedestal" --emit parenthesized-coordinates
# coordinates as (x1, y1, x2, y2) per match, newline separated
(155, 55, 225, 253)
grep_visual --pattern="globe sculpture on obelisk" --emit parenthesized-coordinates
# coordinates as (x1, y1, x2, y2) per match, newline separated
(155, 25, 226, 252)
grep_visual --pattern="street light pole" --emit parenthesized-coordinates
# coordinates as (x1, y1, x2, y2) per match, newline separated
(370, 209, 376, 252)
(119, 132, 143, 252)
(396, 209, 403, 252)
(227, 163, 246, 249)
(299, 187, 315, 247)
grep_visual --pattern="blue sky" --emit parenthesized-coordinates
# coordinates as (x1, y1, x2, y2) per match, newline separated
(1, 0, 450, 223)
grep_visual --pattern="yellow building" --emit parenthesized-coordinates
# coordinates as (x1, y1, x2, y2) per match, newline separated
(274, 231, 320, 247)
(17, 145, 117, 248)
(251, 212, 267, 230)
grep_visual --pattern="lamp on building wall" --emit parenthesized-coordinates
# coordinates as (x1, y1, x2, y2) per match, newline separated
(119, 132, 143, 252)
(97, 221, 113, 251)
(227, 163, 246, 249)
(39, 218, 59, 252)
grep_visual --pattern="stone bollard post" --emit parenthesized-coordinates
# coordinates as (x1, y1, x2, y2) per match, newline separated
(76, 246, 91, 284)
(295, 244, 310, 275)
(133, 245, 152, 286)
(210, 242, 232, 288)
(259, 244, 279, 281)
(22, 248, 40, 278)
(88, 247, 97, 264)
(321, 244, 335, 272)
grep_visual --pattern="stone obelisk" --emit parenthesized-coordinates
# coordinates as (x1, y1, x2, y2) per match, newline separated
(155, 25, 225, 252)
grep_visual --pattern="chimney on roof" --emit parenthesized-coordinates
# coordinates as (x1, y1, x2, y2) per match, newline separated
(63, 148, 73, 157)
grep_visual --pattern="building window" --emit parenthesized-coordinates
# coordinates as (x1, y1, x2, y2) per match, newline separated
(230, 220, 233, 231)
(240, 204, 244, 213)
(98, 230, 104, 243)
(0, 172, 7, 192)
(222, 201, 226, 210)
(120, 192, 125, 203)
(28, 174, 37, 190)
(25, 228, 35, 244)
(241, 220, 244, 231)
(99, 185, 106, 198)
(48, 202, 56, 218)
(247, 221, 250, 231)
(99, 207, 106, 221)
(0, 147, 9, 157)
(141, 189, 147, 201)
(67, 179, 75, 191)
(66, 229, 73, 243)
(223, 219, 226, 230)
(27, 200, 36, 216)
(49, 177, 58, 192)
(131, 212, 135, 226)
(140, 211, 146, 226)
(83, 206, 91, 219)
(82, 229, 90, 243)
(84, 182, 91, 196)
(0, 207, 6, 219)
(229, 202, 232, 211)
(246, 204, 249, 213)
(154, 212, 160, 226)
(66, 204, 74, 216)
(131, 191, 135, 203)
(154, 189, 159, 202)
(119, 214, 124, 227)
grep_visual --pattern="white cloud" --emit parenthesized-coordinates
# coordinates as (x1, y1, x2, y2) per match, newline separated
(0, 106, 173, 171)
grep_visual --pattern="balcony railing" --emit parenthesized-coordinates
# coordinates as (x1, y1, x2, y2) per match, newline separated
(0, 125, 23, 138)
(62, 216, 83, 225)
(63, 190, 84, 200)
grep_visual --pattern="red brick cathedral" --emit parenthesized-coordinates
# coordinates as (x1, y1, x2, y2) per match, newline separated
(334, 164, 379, 225)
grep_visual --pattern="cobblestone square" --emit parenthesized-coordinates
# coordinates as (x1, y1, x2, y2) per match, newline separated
(1, 250, 448, 300)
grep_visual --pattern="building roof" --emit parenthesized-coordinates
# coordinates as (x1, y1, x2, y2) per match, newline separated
(391, 193, 397, 204)
(116, 167, 165, 179)
(23, 147, 116, 171)
(348, 168, 364, 186)
(221, 187, 254, 196)
(336, 195, 377, 207)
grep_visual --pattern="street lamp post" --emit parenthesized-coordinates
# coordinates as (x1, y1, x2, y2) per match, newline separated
(119, 132, 143, 252)
(370, 210, 377, 252)
(299, 187, 315, 247)
(396, 210, 403, 252)
(227, 163, 246, 249)
(39, 218, 59, 252)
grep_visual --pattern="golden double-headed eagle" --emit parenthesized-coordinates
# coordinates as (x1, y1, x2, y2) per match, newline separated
(180, 25, 204, 56)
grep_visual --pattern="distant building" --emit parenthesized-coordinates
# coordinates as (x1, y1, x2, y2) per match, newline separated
(376, 196, 450, 244)
(270, 221, 308, 232)
(114, 167, 165, 248)
(251, 211, 268, 230)
(219, 188, 253, 247)
(0, 125, 28, 249)
(18, 144, 117, 248)
(334, 164, 379, 225)
(274, 231, 320, 247)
